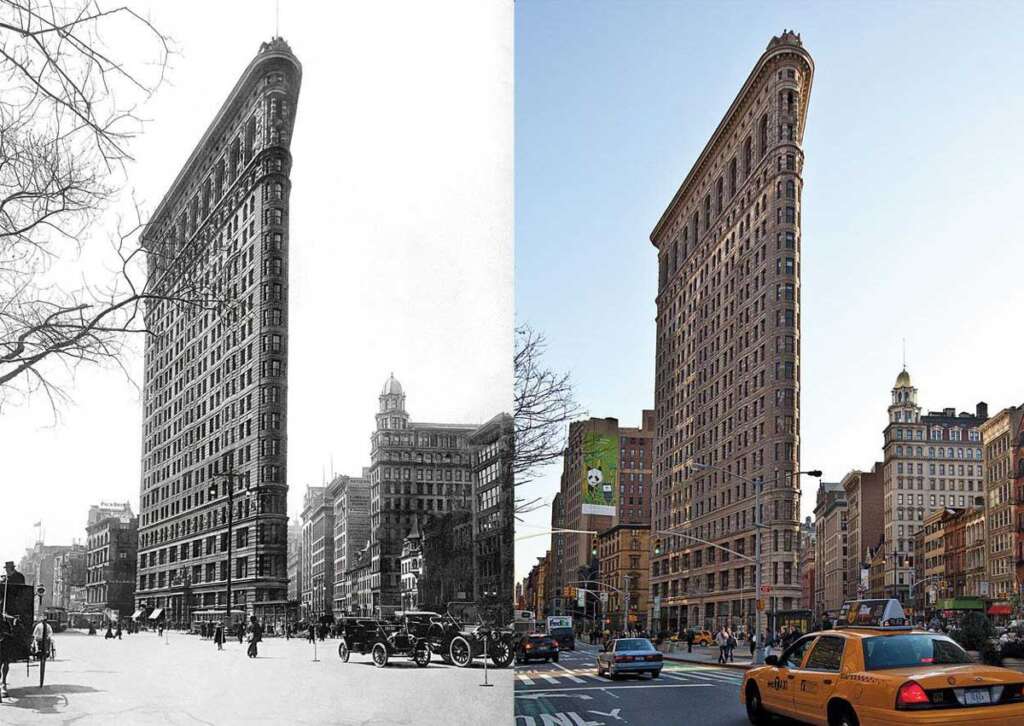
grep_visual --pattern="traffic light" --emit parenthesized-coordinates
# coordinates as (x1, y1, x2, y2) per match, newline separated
(654, 540, 662, 556)
(591, 545, 598, 558)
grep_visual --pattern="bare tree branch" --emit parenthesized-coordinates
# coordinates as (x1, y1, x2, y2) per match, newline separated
(0, 1, 191, 415)
(513, 324, 585, 493)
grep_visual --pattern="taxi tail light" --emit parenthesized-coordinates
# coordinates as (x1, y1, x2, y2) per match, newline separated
(896, 681, 932, 710)
(1000, 683, 1024, 703)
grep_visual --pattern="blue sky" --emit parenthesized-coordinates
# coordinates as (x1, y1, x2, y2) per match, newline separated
(515, 1, 1024, 582)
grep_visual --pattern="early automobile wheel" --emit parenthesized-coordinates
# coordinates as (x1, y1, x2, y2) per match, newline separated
(371, 642, 389, 668)
(338, 640, 350, 662)
(449, 636, 473, 667)
(413, 643, 431, 668)
(745, 683, 769, 725)
(490, 639, 514, 668)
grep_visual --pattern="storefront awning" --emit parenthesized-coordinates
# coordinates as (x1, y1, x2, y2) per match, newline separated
(988, 604, 1012, 615)
(148, 608, 164, 620)
(130, 609, 143, 620)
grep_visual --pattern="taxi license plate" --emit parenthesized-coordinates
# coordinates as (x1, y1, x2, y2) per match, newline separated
(964, 689, 991, 705)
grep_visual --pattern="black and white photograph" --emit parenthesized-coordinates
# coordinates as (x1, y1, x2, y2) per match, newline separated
(0, 1, 512, 724)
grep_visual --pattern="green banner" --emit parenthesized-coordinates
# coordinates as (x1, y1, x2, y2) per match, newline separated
(581, 432, 618, 515)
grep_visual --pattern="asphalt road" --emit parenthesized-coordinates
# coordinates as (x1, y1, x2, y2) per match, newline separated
(0, 629, 510, 725)
(514, 642, 754, 726)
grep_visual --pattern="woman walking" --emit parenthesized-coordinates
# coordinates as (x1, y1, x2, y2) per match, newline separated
(214, 624, 224, 651)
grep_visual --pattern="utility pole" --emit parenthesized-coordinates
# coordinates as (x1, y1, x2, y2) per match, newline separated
(212, 461, 247, 631)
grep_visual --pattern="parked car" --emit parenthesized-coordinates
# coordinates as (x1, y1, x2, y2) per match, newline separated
(336, 616, 431, 668)
(596, 637, 663, 679)
(426, 602, 516, 668)
(516, 633, 559, 664)
(691, 629, 715, 646)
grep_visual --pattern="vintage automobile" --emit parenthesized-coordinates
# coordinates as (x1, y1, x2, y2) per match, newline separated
(596, 637, 662, 679)
(741, 598, 1024, 726)
(426, 602, 516, 668)
(336, 615, 431, 668)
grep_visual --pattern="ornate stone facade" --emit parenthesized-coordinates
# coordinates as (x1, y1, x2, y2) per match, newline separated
(649, 33, 813, 631)
(135, 38, 301, 628)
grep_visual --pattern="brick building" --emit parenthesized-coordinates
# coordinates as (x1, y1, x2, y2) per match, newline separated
(85, 507, 138, 619)
(842, 464, 883, 600)
(596, 523, 650, 631)
(980, 405, 1024, 601)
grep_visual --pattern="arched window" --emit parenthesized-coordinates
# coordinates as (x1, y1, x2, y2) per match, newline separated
(759, 114, 768, 158)
(786, 180, 796, 199)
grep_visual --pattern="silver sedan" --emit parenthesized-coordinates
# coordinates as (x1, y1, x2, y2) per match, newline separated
(596, 638, 663, 679)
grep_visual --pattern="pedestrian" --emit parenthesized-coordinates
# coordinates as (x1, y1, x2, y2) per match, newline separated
(686, 627, 694, 653)
(104, 623, 114, 639)
(246, 616, 262, 658)
(237, 624, 244, 644)
(214, 624, 224, 651)
(749, 631, 756, 657)
(307, 623, 315, 643)
(116, 622, 123, 640)
(715, 627, 728, 664)
(726, 628, 737, 662)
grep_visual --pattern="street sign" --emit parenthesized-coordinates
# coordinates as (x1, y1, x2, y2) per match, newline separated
(577, 589, 586, 608)
(600, 592, 609, 606)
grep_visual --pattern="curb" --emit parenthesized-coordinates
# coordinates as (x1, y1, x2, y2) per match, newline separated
(662, 654, 752, 671)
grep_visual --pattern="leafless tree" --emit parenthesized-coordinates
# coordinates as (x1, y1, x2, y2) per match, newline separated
(514, 324, 584, 514)
(0, 1, 217, 414)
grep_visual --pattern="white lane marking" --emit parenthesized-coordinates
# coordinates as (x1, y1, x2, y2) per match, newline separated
(675, 670, 742, 683)
(540, 673, 560, 684)
(517, 673, 536, 685)
(550, 661, 586, 683)
(514, 683, 712, 696)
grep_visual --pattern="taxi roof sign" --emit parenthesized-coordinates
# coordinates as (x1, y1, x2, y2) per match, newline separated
(836, 598, 911, 630)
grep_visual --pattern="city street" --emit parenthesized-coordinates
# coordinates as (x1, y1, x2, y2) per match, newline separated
(0, 629, 511, 725)
(514, 642, 760, 725)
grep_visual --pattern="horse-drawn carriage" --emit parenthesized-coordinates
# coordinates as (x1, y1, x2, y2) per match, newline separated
(336, 615, 432, 668)
(0, 581, 50, 701)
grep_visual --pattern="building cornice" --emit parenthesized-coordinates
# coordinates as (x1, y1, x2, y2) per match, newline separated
(146, 38, 302, 235)
(650, 34, 813, 246)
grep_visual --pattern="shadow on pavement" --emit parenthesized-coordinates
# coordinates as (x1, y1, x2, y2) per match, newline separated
(1, 684, 102, 715)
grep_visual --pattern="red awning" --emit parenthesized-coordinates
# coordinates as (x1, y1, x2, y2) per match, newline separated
(988, 604, 1012, 615)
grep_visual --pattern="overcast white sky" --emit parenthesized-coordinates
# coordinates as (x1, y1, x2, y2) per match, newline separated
(0, 0, 512, 561)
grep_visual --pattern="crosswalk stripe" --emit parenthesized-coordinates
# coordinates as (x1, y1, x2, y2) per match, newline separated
(516, 674, 535, 685)
(539, 674, 559, 684)
(677, 670, 742, 683)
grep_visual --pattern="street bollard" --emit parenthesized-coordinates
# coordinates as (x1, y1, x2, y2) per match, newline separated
(480, 632, 492, 687)
(312, 632, 319, 662)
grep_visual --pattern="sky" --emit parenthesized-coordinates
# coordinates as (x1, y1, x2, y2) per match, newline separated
(514, 0, 1024, 583)
(0, 0, 512, 561)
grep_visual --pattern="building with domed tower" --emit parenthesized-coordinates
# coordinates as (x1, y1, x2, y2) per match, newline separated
(368, 374, 479, 616)
(881, 367, 988, 605)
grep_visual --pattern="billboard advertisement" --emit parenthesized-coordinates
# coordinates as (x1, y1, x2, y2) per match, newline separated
(581, 431, 618, 516)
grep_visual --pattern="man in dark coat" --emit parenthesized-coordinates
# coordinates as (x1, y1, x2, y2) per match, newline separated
(246, 616, 262, 658)
(2, 562, 25, 584)
(214, 624, 225, 651)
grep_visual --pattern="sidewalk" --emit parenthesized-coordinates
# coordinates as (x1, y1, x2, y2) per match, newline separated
(656, 641, 754, 670)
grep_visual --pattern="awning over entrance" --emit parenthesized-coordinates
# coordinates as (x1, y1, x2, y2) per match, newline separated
(148, 608, 164, 620)
(130, 609, 143, 620)
(988, 603, 1012, 615)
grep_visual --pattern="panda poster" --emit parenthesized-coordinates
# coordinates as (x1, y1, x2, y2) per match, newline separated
(581, 432, 619, 516)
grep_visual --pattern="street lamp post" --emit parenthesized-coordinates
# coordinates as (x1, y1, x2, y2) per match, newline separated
(211, 465, 248, 631)
(656, 461, 821, 665)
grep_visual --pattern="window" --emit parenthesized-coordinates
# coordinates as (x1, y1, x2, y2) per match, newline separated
(779, 636, 814, 668)
(804, 636, 845, 671)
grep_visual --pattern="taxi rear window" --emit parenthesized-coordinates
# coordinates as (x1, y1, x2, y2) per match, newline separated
(862, 634, 972, 670)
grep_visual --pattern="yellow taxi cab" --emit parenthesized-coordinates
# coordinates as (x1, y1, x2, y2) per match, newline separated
(692, 629, 715, 646)
(741, 598, 1024, 725)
